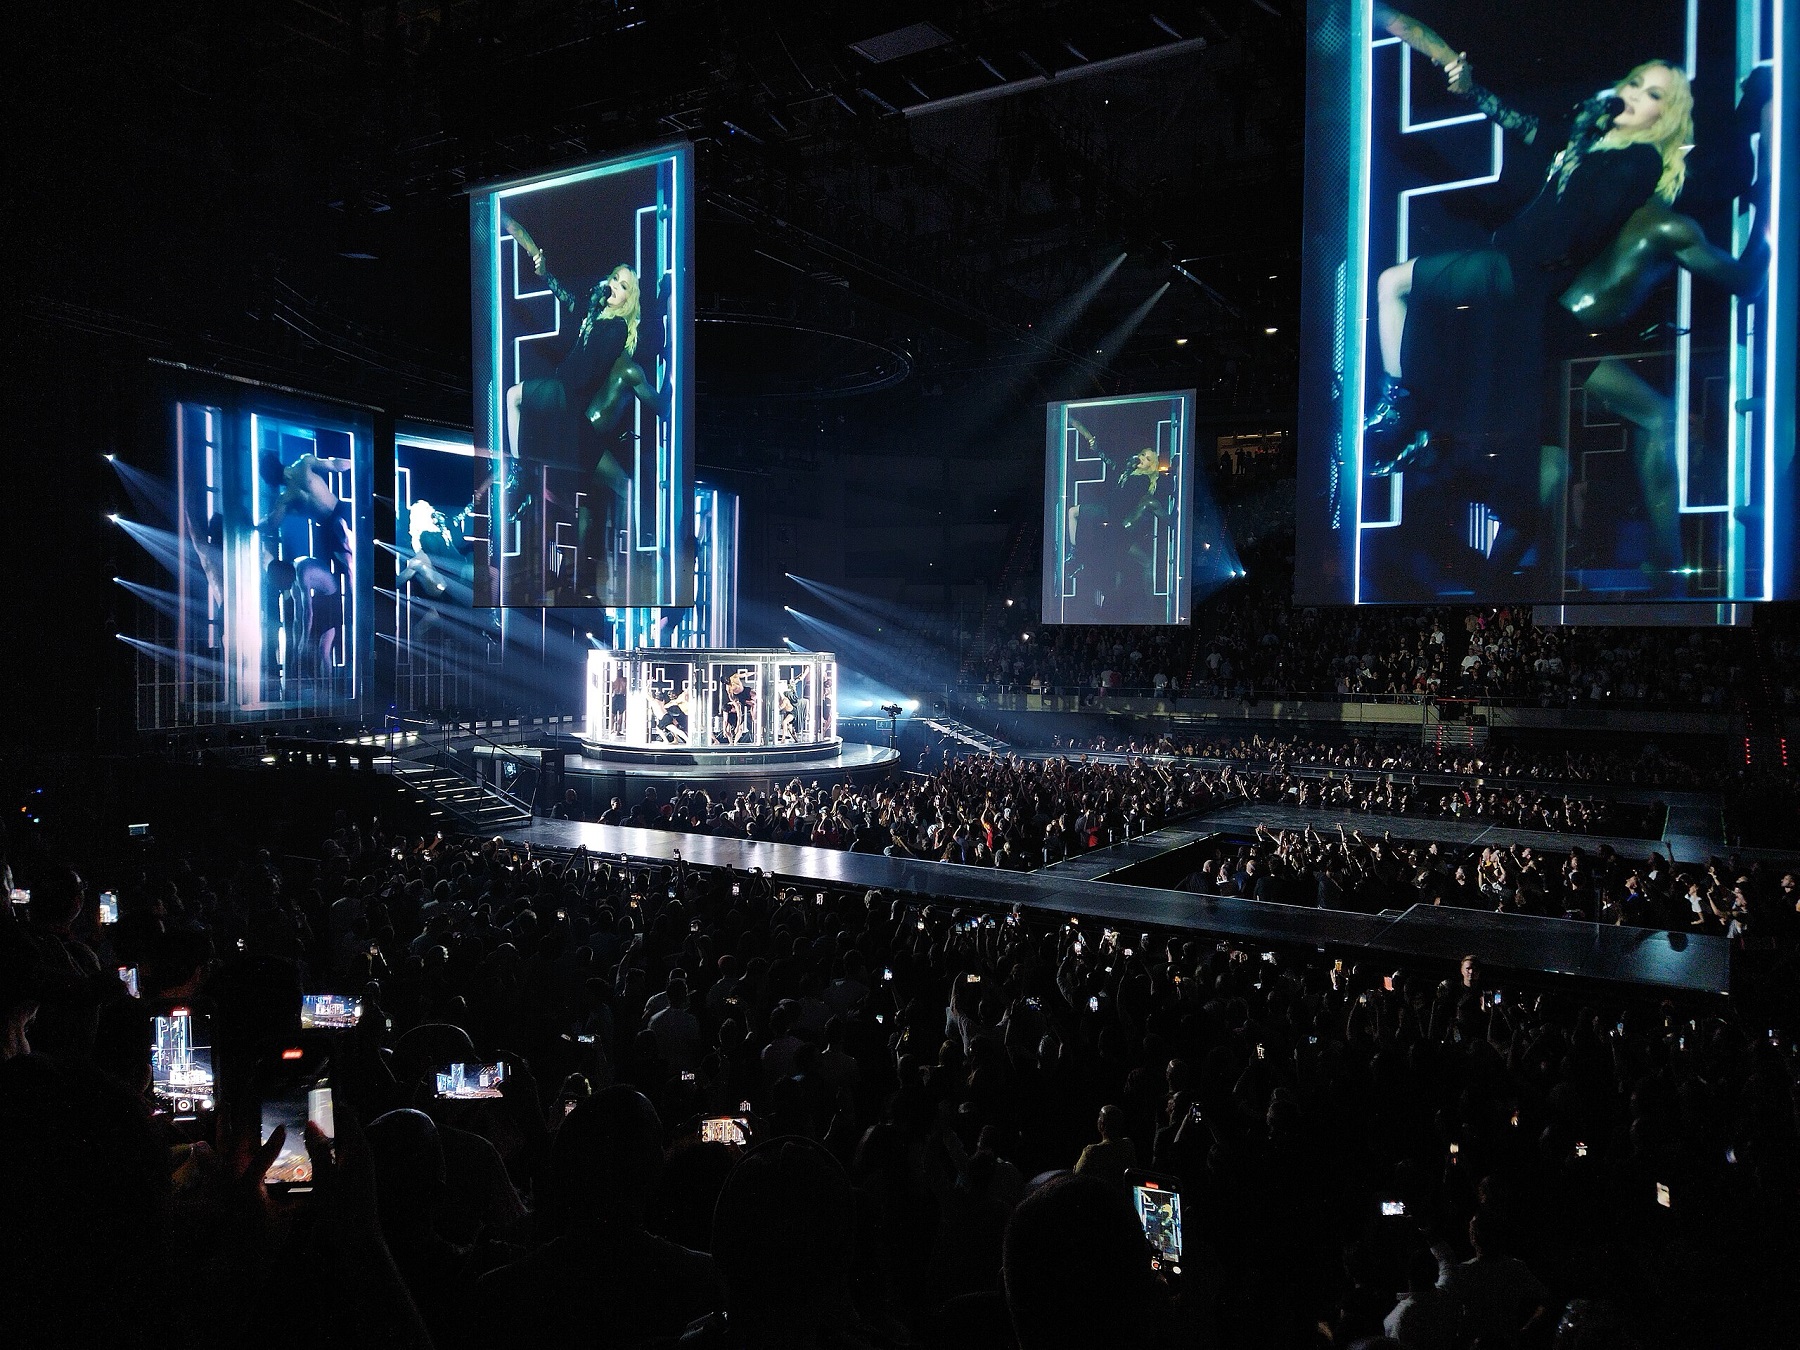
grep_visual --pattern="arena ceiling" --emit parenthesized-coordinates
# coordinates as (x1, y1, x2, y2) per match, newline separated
(14, 0, 1305, 419)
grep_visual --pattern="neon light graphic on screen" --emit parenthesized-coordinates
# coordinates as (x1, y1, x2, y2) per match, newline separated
(1327, 0, 1787, 604)
(475, 143, 692, 609)
(1042, 391, 1194, 626)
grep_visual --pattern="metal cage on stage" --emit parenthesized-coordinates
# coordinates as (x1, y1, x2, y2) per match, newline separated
(583, 649, 837, 762)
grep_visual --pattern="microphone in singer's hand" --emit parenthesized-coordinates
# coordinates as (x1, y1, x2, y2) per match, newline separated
(1574, 92, 1627, 144)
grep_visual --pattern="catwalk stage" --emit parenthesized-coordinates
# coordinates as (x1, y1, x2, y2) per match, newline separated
(499, 817, 1730, 997)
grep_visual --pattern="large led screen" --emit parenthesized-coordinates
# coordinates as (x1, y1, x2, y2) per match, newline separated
(1297, 1, 1795, 604)
(607, 484, 740, 649)
(470, 144, 695, 609)
(1041, 391, 1196, 625)
(168, 377, 373, 718)
(394, 425, 490, 648)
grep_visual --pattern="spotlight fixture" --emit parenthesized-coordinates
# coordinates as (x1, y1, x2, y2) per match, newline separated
(1264, 327, 1279, 335)
(1005, 598, 1014, 606)
(1175, 337, 1189, 346)
(104, 453, 116, 462)
(107, 513, 120, 523)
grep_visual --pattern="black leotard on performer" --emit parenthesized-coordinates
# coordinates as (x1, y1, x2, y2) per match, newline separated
(1386, 91, 1661, 529)
(516, 299, 633, 472)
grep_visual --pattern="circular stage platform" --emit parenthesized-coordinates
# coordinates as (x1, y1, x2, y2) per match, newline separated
(566, 648, 899, 799)
(562, 740, 899, 800)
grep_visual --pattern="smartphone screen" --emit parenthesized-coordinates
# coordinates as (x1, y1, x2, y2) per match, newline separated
(1380, 1199, 1407, 1217)
(300, 993, 363, 1031)
(97, 892, 119, 925)
(434, 1062, 507, 1100)
(1130, 1175, 1183, 1273)
(699, 1116, 750, 1146)
(117, 966, 139, 999)
(150, 1007, 214, 1119)
(262, 1078, 334, 1189)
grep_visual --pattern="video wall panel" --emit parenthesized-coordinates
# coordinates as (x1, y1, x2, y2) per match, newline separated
(1297, 0, 1795, 604)
(1041, 391, 1196, 625)
(158, 373, 373, 725)
(606, 483, 739, 649)
(470, 144, 695, 609)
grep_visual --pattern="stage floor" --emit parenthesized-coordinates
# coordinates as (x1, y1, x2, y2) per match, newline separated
(500, 818, 1729, 996)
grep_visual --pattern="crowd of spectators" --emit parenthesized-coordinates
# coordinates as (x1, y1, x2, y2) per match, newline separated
(974, 605, 1753, 711)
(4, 816, 1798, 1350)
(1215, 770, 1661, 839)
(1043, 733, 1701, 789)
(576, 755, 1224, 869)
(1187, 825, 1796, 938)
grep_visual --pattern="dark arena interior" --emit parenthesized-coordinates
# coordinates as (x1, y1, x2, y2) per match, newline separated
(9, 2, 1800, 1347)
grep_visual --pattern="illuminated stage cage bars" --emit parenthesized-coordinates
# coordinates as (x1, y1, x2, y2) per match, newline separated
(583, 649, 837, 760)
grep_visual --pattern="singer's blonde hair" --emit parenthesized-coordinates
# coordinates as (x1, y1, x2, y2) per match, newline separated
(600, 264, 642, 354)
(1598, 61, 1694, 203)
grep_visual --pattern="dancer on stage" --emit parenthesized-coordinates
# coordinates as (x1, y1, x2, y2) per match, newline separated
(609, 669, 629, 738)
(721, 670, 756, 744)
(648, 680, 692, 744)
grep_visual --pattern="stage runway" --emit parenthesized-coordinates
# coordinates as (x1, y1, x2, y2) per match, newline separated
(501, 817, 1730, 996)
(1020, 749, 1727, 859)
(1200, 803, 1671, 861)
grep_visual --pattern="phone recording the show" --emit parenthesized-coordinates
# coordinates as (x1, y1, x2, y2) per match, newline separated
(150, 1005, 214, 1121)
(300, 992, 363, 1031)
(434, 1061, 507, 1100)
(97, 891, 119, 925)
(699, 1115, 751, 1147)
(1127, 1171, 1183, 1278)
(261, 1073, 336, 1191)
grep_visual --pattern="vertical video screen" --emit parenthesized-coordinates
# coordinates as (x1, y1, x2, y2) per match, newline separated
(470, 144, 695, 609)
(1041, 391, 1196, 625)
(394, 427, 488, 646)
(1297, 0, 1792, 605)
(172, 387, 372, 712)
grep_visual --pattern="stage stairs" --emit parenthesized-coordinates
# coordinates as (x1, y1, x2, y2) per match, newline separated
(387, 757, 533, 832)
(922, 717, 1011, 755)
